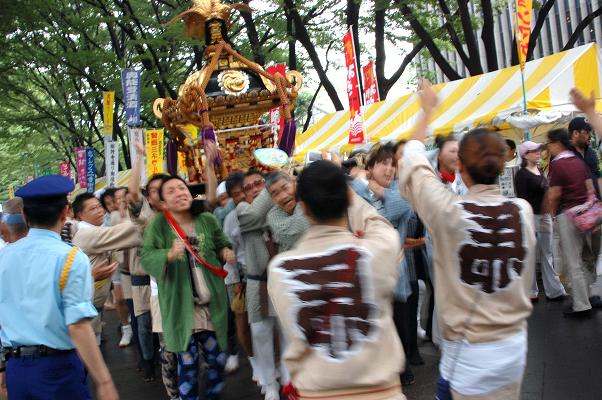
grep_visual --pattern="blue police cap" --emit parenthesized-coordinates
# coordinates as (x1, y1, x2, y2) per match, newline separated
(16, 175, 74, 203)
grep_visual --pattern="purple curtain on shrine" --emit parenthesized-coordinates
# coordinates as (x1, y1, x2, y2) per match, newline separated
(166, 139, 178, 176)
(278, 118, 297, 156)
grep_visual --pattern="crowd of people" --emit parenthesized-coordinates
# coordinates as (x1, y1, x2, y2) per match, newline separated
(0, 84, 601, 400)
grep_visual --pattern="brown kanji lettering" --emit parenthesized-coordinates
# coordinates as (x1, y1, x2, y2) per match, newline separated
(458, 202, 526, 294)
(276, 247, 377, 359)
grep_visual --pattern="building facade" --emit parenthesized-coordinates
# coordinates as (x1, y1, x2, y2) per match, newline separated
(418, 0, 602, 83)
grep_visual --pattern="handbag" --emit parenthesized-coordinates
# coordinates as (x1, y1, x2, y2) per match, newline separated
(230, 282, 246, 314)
(565, 198, 602, 232)
(190, 257, 212, 305)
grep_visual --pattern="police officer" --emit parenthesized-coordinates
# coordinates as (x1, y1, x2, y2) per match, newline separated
(0, 175, 118, 400)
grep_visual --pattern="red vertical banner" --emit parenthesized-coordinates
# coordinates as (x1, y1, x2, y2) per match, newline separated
(343, 30, 365, 144)
(59, 162, 71, 179)
(362, 61, 380, 105)
(75, 147, 87, 188)
(266, 63, 287, 143)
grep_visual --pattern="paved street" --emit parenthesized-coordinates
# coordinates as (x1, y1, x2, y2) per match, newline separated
(96, 289, 602, 400)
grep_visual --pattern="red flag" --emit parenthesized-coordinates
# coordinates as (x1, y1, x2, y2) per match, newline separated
(343, 30, 365, 144)
(362, 61, 380, 105)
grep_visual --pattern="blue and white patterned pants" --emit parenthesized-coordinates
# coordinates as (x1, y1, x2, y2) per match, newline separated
(177, 331, 227, 400)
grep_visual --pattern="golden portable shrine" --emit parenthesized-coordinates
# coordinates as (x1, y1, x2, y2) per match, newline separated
(153, 0, 302, 182)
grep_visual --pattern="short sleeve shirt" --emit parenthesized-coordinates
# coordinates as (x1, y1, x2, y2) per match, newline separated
(0, 229, 97, 349)
(548, 154, 591, 213)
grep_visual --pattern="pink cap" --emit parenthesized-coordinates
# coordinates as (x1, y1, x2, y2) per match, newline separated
(518, 141, 542, 157)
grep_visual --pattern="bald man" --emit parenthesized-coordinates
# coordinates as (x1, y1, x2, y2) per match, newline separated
(0, 198, 29, 244)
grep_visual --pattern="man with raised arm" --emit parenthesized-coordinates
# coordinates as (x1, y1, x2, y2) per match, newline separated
(268, 160, 405, 400)
(398, 82, 536, 399)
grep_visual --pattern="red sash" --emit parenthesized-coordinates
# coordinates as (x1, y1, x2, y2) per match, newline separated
(163, 210, 228, 279)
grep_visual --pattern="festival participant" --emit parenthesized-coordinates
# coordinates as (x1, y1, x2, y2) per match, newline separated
(236, 170, 283, 400)
(505, 139, 520, 168)
(567, 116, 600, 199)
(72, 193, 142, 345)
(127, 144, 176, 395)
(222, 172, 255, 376)
(100, 188, 117, 213)
(113, 144, 169, 382)
(425, 132, 466, 348)
(129, 149, 174, 392)
(106, 187, 136, 349)
(265, 171, 309, 253)
(514, 141, 567, 301)
(205, 142, 235, 227)
(430, 135, 467, 196)
(394, 139, 408, 161)
(0, 175, 118, 400)
(348, 143, 419, 384)
(546, 128, 600, 317)
(140, 176, 233, 400)
(0, 198, 28, 244)
(399, 81, 536, 399)
(214, 182, 234, 227)
(570, 88, 602, 137)
(268, 160, 406, 400)
(60, 204, 78, 244)
(203, 145, 242, 374)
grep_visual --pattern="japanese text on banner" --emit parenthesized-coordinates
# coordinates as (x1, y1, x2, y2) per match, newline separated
(75, 147, 87, 188)
(266, 64, 286, 142)
(513, 0, 532, 66)
(362, 61, 380, 105)
(103, 91, 115, 135)
(121, 70, 141, 127)
(59, 162, 71, 179)
(178, 151, 188, 179)
(145, 129, 164, 178)
(8, 185, 15, 200)
(85, 147, 96, 193)
(128, 127, 147, 184)
(343, 30, 365, 144)
(104, 138, 120, 188)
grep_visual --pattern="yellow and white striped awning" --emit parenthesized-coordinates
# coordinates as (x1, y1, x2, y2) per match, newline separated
(294, 43, 602, 161)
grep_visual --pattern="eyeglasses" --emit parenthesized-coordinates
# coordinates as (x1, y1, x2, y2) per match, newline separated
(243, 178, 265, 192)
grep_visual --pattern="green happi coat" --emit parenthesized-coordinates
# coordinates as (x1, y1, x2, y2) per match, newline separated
(140, 212, 230, 353)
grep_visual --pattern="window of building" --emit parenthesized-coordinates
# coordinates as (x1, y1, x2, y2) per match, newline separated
(545, 18, 554, 54)
(563, 0, 572, 33)
(553, 2, 563, 49)
(574, 0, 584, 45)
(497, 14, 507, 65)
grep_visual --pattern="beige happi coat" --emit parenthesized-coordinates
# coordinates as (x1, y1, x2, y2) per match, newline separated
(268, 194, 406, 399)
(398, 142, 536, 344)
(73, 220, 142, 333)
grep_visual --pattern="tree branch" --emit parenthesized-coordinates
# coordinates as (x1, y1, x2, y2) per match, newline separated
(283, 0, 344, 110)
(394, 0, 462, 81)
(437, 0, 473, 73)
(527, 0, 556, 60)
(563, 7, 602, 50)
(457, 0, 483, 74)
(480, 0, 498, 71)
